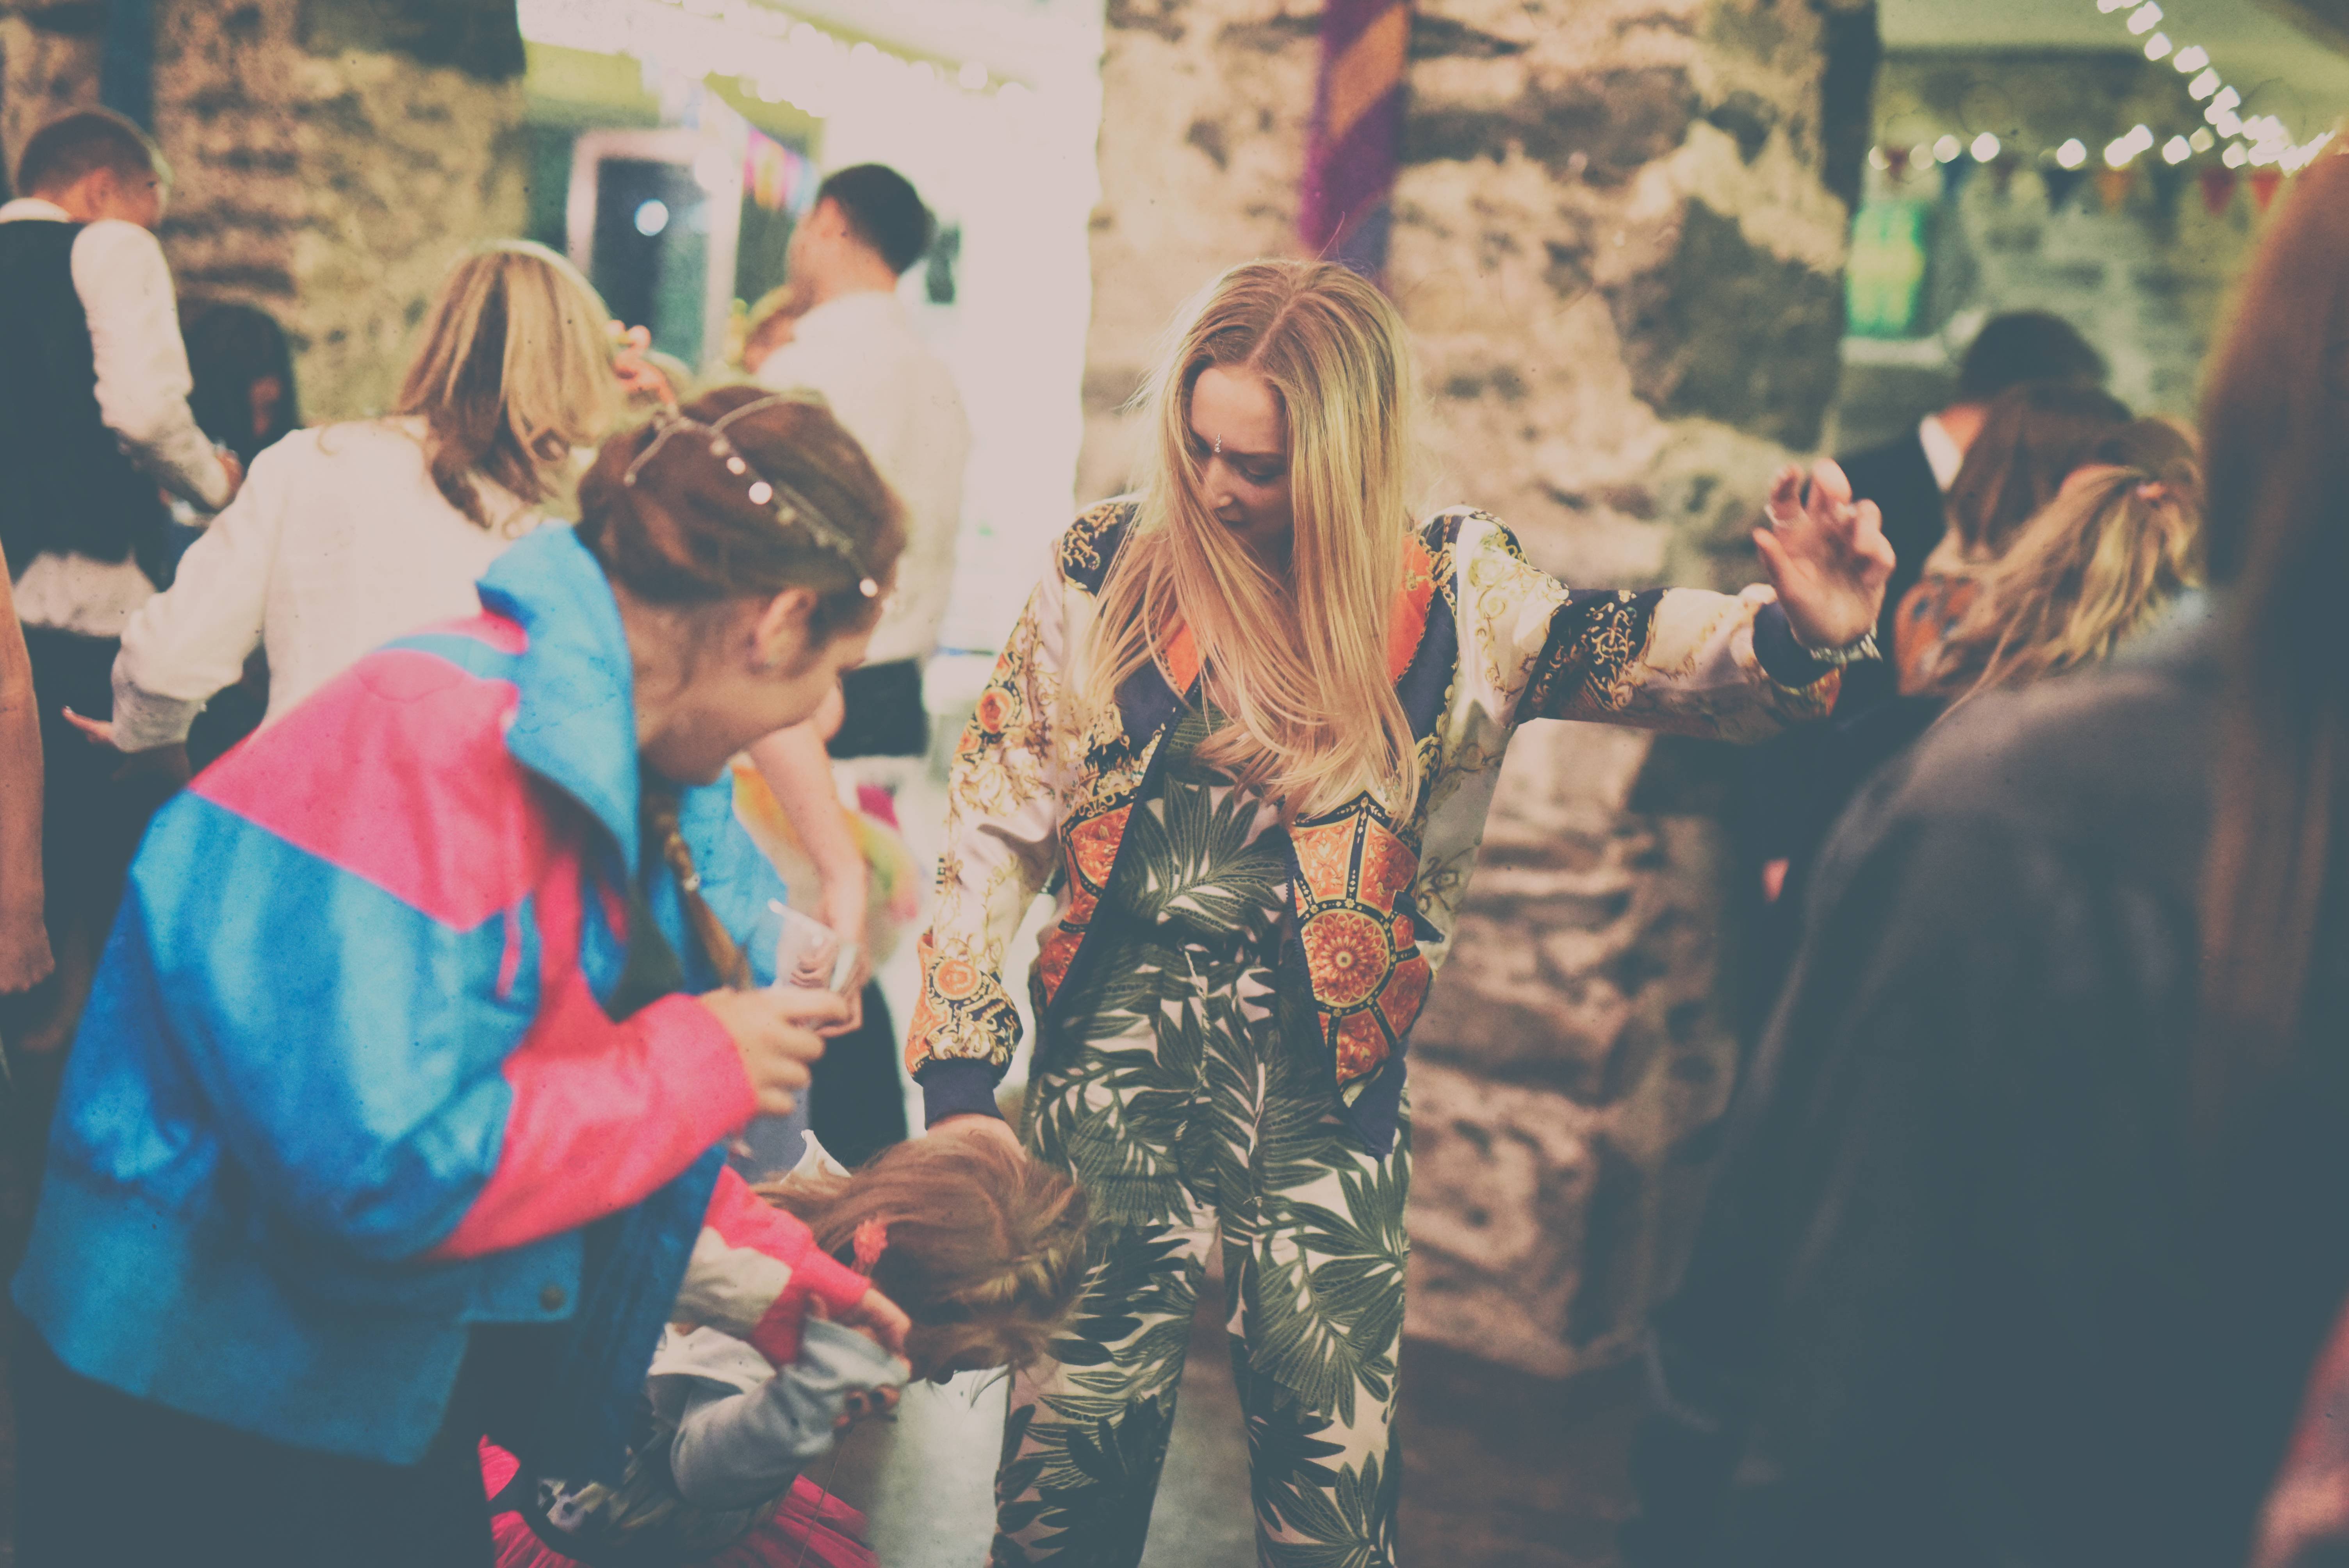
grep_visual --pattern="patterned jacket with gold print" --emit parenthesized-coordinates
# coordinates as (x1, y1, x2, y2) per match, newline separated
(906, 499, 1842, 1153)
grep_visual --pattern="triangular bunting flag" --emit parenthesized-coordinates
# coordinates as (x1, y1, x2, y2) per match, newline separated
(2041, 164, 2089, 210)
(2200, 166, 2238, 215)
(1940, 155, 1977, 201)
(2146, 161, 2188, 226)
(1886, 146, 1911, 180)
(2250, 166, 2285, 212)
(2097, 165, 2138, 212)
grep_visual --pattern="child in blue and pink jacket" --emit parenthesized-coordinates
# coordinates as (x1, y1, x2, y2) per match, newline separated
(11, 388, 911, 1568)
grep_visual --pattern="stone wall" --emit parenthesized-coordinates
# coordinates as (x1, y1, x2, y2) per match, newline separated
(1083, 0, 1867, 1378)
(0, 0, 528, 425)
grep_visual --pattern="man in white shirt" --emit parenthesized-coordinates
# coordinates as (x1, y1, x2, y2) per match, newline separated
(752, 163, 969, 761)
(0, 109, 239, 1054)
(749, 164, 969, 1168)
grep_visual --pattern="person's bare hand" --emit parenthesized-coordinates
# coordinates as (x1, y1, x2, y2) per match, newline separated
(215, 447, 246, 503)
(832, 1287, 911, 1356)
(697, 987, 847, 1115)
(930, 1113, 1024, 1161)
(815, 885, 869, 1035)
(61, 709, 189, 786)
(0, 902, 53, 994)
(1755, 459, 1896, 650)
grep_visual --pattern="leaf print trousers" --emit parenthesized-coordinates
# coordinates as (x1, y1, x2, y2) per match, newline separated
(991, 978, 1410, 1568)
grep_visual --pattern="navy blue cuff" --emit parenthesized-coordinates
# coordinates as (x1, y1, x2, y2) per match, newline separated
(1752, 602, 1836, 688)
(918, 1060, 1006, 1127)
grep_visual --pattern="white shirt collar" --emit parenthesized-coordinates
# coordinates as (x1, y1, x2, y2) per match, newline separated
(0, 197, 74, 224)
(788, 289, 905, 343)
(1918, 412, 1966, 492)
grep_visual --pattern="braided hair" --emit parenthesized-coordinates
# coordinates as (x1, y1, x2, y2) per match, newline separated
(756, 1135, 1091, 1380)
(579, 386, 909, 993)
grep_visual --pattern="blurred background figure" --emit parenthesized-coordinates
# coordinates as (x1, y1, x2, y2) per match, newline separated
(0, 109, 237, 1066)
(1890, 379, 2138, 688)
(1627, 144, 2349, 1568)
(1737, 376, 2134, 1032)
(86, 241, 620, 757)
(174, 299, 303, 767)
(750, 162, 971, 1168)
(1834, 310, 2110, 711)
(182, 299, 300, 469)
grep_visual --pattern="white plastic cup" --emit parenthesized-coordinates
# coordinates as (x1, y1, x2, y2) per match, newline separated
(766, 898, 859, 994)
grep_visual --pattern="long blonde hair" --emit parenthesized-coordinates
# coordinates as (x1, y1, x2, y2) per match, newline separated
(1084, 260, 1420, 819)
(1933, 418, 2204, 700)
(395, 240, 619, 529)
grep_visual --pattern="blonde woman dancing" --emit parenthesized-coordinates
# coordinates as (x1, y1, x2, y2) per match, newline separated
(910, 260, 1893, 1566)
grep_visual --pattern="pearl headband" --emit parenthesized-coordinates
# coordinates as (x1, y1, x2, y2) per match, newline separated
(621, 392, 879, 598)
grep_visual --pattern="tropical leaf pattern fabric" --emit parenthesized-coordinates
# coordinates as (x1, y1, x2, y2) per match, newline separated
(910, 502, 1840, 1153)
(992, 702, 1409, 1568)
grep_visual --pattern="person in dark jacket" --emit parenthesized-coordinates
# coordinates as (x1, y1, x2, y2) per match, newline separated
(1836, 310, 2108, 705)
(1629, 145, 2349, 1568)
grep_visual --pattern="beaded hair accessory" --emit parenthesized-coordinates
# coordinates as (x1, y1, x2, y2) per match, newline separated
(621, 391, 880, 598)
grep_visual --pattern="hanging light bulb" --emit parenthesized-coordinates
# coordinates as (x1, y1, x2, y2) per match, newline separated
(2056, 138, 2089, 169)
(2161, 135, 2191, 163)
(2144, 32, 2172, 59)
(2189, 127, 2215, 152)
(1935, 134, 1962, 162)
(2126, 2, 2162, 34)
(2222, 142, 2248, 167)
(2173, 44, 2208, 71)
(1971, 132, 2001, 162)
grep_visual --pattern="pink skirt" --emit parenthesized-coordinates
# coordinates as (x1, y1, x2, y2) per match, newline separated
(480, 1441, 879, 1568)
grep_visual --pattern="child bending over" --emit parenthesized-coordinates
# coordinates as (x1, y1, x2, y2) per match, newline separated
(485, 1133, 1088, 1568)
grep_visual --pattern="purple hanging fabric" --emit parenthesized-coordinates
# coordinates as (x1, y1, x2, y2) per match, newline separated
(1299, 0, 1411, 283)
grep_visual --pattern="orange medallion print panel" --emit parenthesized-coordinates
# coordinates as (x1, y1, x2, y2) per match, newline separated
(1065, 806, 1130, 894)
(1033, 924, 1082, 1002)
(1354, 818, 1415, 915)
(1300, 907, 1392, 1010)
(1377, 952, 1432, 1038)
(973, 682, 1019, 736)
(932, 955, 982, 1001)
(1291, 816, 1360, 906)
(1334, 1009, 1391, 1083)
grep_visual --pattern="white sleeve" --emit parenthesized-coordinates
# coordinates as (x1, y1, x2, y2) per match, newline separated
(110, 439, 291, 749)
(663, 1318, 908, 1509)
(73, 220, 232, 510)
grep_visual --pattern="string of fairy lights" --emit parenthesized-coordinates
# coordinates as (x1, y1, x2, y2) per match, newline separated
(1869, 0, 2336, 183)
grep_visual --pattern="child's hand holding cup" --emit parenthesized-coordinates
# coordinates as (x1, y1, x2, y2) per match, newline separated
(768, 900, 860, 1037)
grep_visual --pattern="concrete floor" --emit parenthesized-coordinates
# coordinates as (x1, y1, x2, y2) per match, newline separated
(825, 1287, 1258, 1568)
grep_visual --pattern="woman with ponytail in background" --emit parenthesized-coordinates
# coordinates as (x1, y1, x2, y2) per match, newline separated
(911, 258, 1892, 1565)
(11, 387, 912, 1568)
(1630, 144, 2349, 1568)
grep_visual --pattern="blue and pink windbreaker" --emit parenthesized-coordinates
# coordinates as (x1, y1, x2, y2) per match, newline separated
(12, 526, 868, 1466)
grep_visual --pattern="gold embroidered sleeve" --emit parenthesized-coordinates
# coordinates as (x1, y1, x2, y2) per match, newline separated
(1461, 513, 1836, 741)
(904, 574, 1067, 1076)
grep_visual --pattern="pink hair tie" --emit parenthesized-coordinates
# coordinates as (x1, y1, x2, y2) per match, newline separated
(2135, 481, 2167, 502)
(852, 1218, 889, 1274)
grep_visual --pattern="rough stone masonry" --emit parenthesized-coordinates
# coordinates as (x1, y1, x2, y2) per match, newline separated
(1082, 0, 1873, 1378)
(0, 0, 527, 424)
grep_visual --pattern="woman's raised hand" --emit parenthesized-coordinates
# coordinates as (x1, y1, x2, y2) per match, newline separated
(1754, 459, 1897, 651)
(697, 987, 849, 1115)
